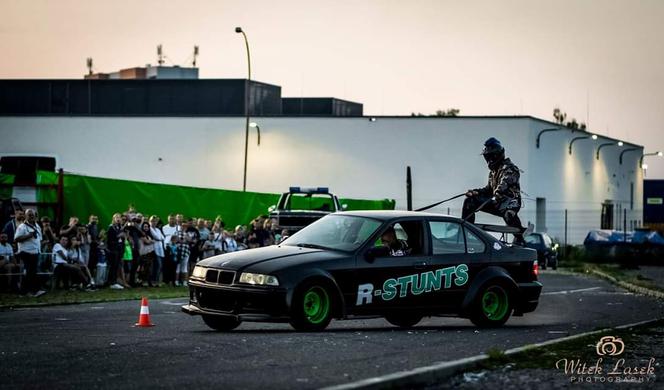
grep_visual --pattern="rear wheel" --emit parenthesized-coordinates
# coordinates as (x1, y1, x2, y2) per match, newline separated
(470, 283, 512, 328)
(202, 315, 241, 331)
(385, 314, 423, 328)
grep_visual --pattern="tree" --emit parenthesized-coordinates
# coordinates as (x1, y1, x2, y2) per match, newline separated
(434, 108, 460, 117)
(553, 107, 567, 125)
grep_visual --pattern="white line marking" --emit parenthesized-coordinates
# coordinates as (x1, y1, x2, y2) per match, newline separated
(322, 318, 662, 390)
(541, 286, 601, 295)
(160, 300, 188, 306)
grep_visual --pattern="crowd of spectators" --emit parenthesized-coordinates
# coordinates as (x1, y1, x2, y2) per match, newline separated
(0, 207, 290, 296)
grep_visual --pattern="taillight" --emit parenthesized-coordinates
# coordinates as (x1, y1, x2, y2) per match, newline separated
(532, 260, 539, 278)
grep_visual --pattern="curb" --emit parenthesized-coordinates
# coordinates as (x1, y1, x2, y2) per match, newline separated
(590, 270, 664, 300)
(321, 318, 662, 390)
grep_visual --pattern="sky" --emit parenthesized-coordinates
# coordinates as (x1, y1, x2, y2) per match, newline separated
(2, 0, 663, 177)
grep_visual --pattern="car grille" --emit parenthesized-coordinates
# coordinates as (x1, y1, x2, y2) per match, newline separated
(205, 269, 235, 285)
(195, 287, 235, 312)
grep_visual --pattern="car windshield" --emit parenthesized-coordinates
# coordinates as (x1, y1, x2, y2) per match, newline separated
(282, 215, 382, 252)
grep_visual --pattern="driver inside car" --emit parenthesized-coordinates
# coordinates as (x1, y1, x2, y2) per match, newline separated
(380, 226, 412, 257)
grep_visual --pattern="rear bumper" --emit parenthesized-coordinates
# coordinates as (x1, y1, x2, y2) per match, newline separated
(182, 281, 290, 321)
(514, 281, 543, 315)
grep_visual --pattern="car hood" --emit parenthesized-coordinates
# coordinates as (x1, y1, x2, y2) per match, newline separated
(197, 245, 344, 271)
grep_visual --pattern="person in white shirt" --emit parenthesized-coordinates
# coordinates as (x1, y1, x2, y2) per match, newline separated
(53, 236, 88, 289)
(161, 214, 180, 251)
(0, 232, 20, 292)
(223, 230, 237, 252)
(149, 215, 165, 286)
(14, 209, 46, 297)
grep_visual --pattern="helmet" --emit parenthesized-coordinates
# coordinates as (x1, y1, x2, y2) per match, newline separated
(481, 137, 505, 168)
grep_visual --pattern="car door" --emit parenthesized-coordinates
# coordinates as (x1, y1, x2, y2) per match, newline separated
(423, 219, 474, 310)
(352, 220, 430, 315)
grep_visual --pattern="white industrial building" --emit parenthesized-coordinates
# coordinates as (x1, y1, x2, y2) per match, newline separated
(0, 77, 645, 244)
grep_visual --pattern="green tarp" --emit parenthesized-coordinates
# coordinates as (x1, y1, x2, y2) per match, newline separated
(28, 171, 395, 228)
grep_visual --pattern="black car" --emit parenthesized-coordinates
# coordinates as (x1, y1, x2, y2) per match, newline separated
(182, 211, 542, 331)
(524, 232, 559, 270)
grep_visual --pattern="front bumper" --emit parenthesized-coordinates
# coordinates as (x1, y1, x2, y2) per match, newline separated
(182, 280, 290, 321)
(514, 281, 543, 315)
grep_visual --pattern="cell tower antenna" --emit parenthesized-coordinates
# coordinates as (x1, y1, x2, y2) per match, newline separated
(157, 44, 164, 66)
(193, 45, 199, 67)
(86, 57, 94, 75)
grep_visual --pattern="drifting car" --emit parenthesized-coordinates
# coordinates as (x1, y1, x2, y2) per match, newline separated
(268, 187, 346, 233)
(182, 211, 542, 331)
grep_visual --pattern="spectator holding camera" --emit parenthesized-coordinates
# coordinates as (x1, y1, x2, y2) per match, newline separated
(59, 216, 79, 239)
(40, 217, 57, 253)
(14, 209, 46, 297)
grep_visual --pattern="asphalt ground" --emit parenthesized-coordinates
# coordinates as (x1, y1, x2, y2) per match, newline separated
(2, 272, 663, 389)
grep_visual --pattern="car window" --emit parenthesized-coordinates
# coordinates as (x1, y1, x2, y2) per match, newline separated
(286, 193, 336, 211)
(465, 228, 486, 254)
(525, 234, 542, 245)
(372, 221, 423, 257)
(542, 234, 553, 246)
(429, 221, 465, 254)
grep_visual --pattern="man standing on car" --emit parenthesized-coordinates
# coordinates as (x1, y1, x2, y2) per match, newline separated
(462, 137, 526, 245)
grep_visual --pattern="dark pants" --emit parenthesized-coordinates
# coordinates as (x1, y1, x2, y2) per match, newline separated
(129, 248, 139, 286)
(106, 250, 121, 286)
(19, 252, 39, 294)
(462, 195, 524, 242)
(162, 253, 176, 285)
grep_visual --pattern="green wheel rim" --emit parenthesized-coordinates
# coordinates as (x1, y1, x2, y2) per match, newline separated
(481, 286, 509, 320)
(303, 286, 330, 324)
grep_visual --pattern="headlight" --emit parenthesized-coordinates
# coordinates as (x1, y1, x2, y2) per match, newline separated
(239, 272, 279, 286)
(192, 266, 207, 279)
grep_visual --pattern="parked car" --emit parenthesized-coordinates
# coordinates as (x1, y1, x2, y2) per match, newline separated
(524, 232, 559, 270)
(182, 211, 542, 331)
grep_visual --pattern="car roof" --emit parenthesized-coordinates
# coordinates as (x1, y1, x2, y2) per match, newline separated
(336, 210, 458, 221)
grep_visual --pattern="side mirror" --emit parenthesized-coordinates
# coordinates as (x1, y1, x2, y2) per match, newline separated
(341, 204, 348, 211)
(365, 246, 390, 262)
(268, 205, 276, 213)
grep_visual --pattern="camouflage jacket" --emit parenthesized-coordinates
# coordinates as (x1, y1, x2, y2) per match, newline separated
(474, 158, 522, 207)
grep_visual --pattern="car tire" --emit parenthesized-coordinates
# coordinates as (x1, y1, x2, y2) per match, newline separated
(385, 314, 423, 328)
(469, 281, 513, 328)
(290, 281, 334, 332)
(202, 315, 241, 331)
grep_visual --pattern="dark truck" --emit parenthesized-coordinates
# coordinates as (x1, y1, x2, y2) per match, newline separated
(268, 187, 346, 233)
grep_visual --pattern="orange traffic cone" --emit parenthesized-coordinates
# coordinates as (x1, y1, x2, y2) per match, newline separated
(135, 297, 155, 327)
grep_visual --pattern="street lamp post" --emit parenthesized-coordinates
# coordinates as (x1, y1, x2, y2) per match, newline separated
(596, 141, 623, 160)
(568, 134, 597, 155)
(618, 148, 639, 165)
(639, 151, 663, 168)
(236, 27, 252, 191)
(536, 127, 561, 148)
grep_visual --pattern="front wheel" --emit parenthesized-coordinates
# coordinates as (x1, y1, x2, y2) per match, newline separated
(470, 283, 512, 328)
(202, 315, 241, 331)
(385, 314, 423, 328)
(290, 282, 333, 331)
